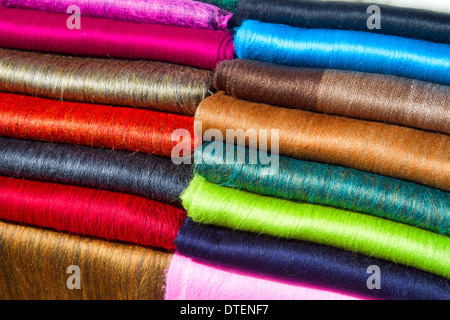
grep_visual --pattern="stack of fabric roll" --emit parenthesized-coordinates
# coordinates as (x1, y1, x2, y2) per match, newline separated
(0, 0, 234, 299)
(166, 0, 450, 300)
(1, 0, 449, 301)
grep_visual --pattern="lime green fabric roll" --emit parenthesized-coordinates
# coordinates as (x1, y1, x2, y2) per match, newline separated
(182, 175, 450, 279)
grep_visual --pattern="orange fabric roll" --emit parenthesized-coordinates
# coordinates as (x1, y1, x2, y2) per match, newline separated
(196, 92, 450, 191)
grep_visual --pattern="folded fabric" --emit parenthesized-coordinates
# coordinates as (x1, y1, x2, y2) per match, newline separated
(176, 219, 450, 300)
(197, 0, 239, 12)
(181, 175, 450, 278)
(196, 93, 450, 191)
(0, 221, 172, 300)
(0, 8, 234, 70)
(0, 137, 192, 207)
(195, 142, 450, 235)
(313, 0, 450, 14)
(165, 253, 363, 300)
(0, 92, 194, 158)
(0, 176, 186, 251)
(233, 0, 450, 43)
(0, 0, 233, 30)
(0, 48, 212, 116)
(235, 20, 450, 85)
(214, 59, 450, 134)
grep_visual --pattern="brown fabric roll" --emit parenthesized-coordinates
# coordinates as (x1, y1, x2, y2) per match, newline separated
(196, 92, 450, 191)
(214, 60, 450, 134)
(0, 221, 172, 300)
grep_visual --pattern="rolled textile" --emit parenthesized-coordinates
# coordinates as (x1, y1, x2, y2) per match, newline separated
(0, 92, 194, 158)
(176, 219, 450, 300)
(195, 142, 450, 235)
(165, 253, 362, 300)
(0, 8, 234, 70)
(197, 0, 239, 12)
(0, 48, 213, 116)
(314, 0, 450, 15)
(0, 176, 186, 251)
(181, 175, 450, 278)
(214, 60, 450, 134)
(233, 0, 450, 44)
(0, 221, 171, 300)
(0, 137, 192, 207)
(0, 0, 233, 30)
(235, 20, 450, 85)
(196, 92, 450, 191)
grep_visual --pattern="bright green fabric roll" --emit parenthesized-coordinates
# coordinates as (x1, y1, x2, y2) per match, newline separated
(182, 175, 450, 279)
(194, 143, 450, 235)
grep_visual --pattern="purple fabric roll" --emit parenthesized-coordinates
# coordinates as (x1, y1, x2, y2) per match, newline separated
(0, 0, 232, 30)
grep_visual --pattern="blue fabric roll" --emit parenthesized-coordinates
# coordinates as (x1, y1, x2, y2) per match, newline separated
(176, 218, 450, 300)
(235, 20, 450, 85)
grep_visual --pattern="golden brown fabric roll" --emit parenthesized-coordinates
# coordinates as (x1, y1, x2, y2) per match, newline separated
(196, 92, 450, 191)
(214, 60, 450, 134)
(0, 48, 213, 116)
(0, 221, 172, 300)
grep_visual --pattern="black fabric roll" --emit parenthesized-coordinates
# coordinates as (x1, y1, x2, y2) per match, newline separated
(233, 0, 450, 44)
(0, 137, 192, 207)
(176, 218, 450, 300)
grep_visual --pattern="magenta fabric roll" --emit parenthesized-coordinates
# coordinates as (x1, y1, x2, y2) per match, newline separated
(0, 8, 234, 70)
(0, 0, 232, 30)
(165, 253, 365, 300)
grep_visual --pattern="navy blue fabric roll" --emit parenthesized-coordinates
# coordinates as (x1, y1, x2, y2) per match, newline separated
(176, 218, 450, 300)
(0, 137, 192, 207)
(233, 0, 450, 44)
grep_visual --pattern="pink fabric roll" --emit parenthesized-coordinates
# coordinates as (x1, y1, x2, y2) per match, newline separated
(0, 8, 234, 70)
(165, 253, 364, 300)
(0, 0, 232, 30)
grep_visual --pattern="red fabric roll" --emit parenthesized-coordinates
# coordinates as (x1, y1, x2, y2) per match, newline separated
(0, 176, 186, 251)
